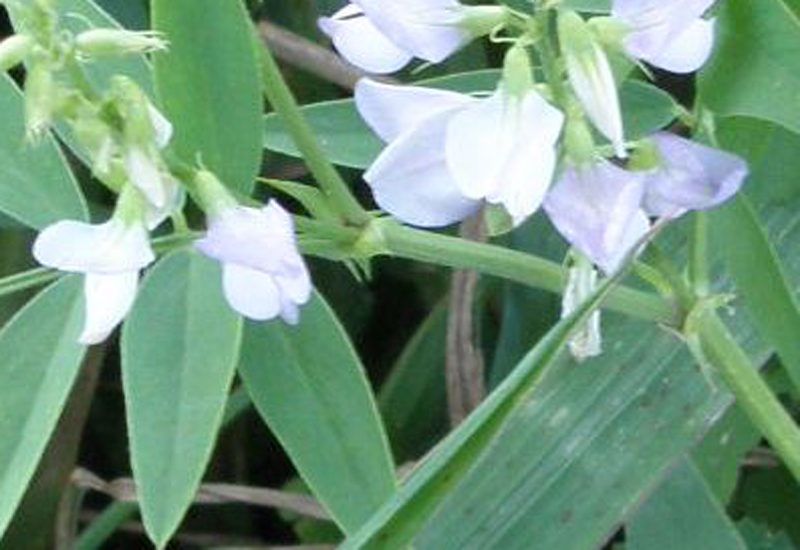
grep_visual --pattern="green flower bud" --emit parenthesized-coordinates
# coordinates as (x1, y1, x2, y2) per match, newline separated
(563, 115, 597, 166)
(457, 6, 509, 38)
(76, 29, 168, 58)
(0, 34, 34, 71)
(501, 44, 534, 99)
(24, 63, 59, 139)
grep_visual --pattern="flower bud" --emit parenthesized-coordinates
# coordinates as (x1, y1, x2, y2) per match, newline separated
(562, 257, 602, 362)
(563, 115, 596, 166)
(501, 44, 534, 99)
(456, 6, 509, 38)
(559, 10, 626, 158)
(76, 29, 168, 58)
(24, 64, 59, 140)
(0, 34, 33, 71)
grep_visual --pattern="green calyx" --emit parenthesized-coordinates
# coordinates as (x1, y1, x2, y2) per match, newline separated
(501, 44, 534, 99)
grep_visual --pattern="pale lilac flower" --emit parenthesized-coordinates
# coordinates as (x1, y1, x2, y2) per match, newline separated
(196, 201, 312, 324)
(33, 217, 155, 344)
(560, 10, 626, 158)
(642, 132, 749, 218)
(612, 0, 716, 73)
(356, 78, 564, 226)
(545, 134, 748, 274)
(319, 0, 470, 73)
(545, 161, 650, 274)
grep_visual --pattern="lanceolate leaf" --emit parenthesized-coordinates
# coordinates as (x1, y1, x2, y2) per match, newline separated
(341, 254, 630, 550)
(712, 195, 800, 394)
(153, 0, 263, 194)
(0, 276, 86, 539)
(238, 293, 396, 535)
(0, 75, 87, 229)
(627, 460, 748, 550)
(121, 250, 242, 547)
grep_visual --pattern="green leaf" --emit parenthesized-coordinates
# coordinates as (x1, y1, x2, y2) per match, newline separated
(263, 72, 675, 170)
(626, 460, 747, 550)
(0, 75, 87, 229)
(738, 519, 796, 550)
(238, 292, 396, 535)
(699, 0, 800, 134)
(121, 250, 242, 547)
(691, 401, 760, 504)
(712, 195, 800, 395)
(0, 276, 86, 539)
(378, 304, 449, 463)
(340, 256, 628, 550)
(153, 0, 263, 194)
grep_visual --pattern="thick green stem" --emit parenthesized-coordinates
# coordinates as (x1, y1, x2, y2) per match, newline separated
(380, 223, 678, 325)
(698, 313, 800, 483)
(258, 43, 370, 226)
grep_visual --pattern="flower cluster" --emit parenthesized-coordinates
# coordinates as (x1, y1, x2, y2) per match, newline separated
(5, 0, 312, 344)
(320, 0, 747, 357)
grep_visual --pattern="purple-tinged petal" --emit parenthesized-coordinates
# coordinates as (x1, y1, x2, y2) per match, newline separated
(353, 0, 469, 63)
(629, 17, 714, 73)
(80, 271, 139, 344)
(319, 4, 412, 74)
(196, 203, 302, 274)
(355, 79, 474, 142)
(614, 0, 717, 73)
(445, 88, 564, 224)
(364, 110, 481, 227)
(642, 133, 749, 218)
(545, 162, 650, 274)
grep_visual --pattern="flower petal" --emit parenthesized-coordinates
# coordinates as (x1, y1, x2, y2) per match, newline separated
(125, 147, 167, 208)
(565, 43, 626, 158)
(33, 219, 154, 273)
(355, 79, 474, 142)
(319, 4, 412, 74)
(544, 162, 650, 274)
(632, 18, 714, 73)
(222, 263, 282, 321)
(147, 104, 173, 148)
(364, 110, 481, 227)
(445, 88, 563, 224)
(615, 0, 716, 73)
(643, 133, 749, 218)
(353, 0, 469, 63)
(79, 271, 139, 344)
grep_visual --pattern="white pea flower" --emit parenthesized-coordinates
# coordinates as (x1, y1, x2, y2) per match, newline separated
(612, 0, 716, 73)
(356, 75, 564, 226)
(559, 10, 626, 158)
(545, 161, 650, 274)
(32, 195, 155, 344)
(196, 200, 312, 324)
(319, 0, 502, 73)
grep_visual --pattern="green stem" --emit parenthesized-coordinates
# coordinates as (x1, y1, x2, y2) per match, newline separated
(74, 502, 138, 550)
(535, 8, 569, 110)
(380, 223, 678, 325)
(0, 267, 59, 299)
(690, 212, 710, 296)
(698, 313, 800, 483)
(258, 43, 370, 227)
